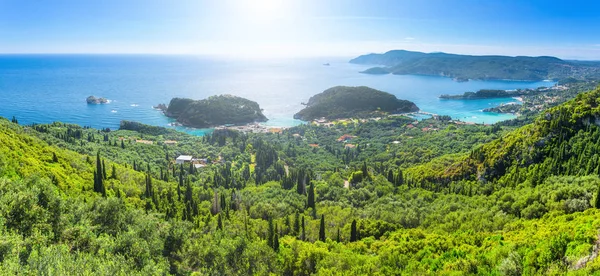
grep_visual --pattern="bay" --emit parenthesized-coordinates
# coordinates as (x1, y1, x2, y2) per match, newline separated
(0, 54, 553, 134)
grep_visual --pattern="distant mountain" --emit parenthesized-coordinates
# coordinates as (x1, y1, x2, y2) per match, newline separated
(350, 50, 600, 81)
(163, 95, 267, 128)
(294, 86, 418, 121)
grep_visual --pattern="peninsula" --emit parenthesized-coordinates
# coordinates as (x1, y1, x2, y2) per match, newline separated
(160, 95, 268, 128)
(350, 50, 600, 81)
(439, 87, 552, 100)
(294, 86, 418, 121)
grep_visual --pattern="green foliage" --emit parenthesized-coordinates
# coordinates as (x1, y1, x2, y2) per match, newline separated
(165, 95, 268, 128)
(4, 85, 600, 274)
(293, 86, 418, 121)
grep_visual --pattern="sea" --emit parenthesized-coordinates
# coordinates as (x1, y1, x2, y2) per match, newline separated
(0, 55, 554, 135)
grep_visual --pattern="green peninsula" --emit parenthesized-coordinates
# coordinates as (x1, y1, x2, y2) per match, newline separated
(350, 49, 600, 81)
(162, 95, 267, 128)
(294, 86, 419, 121)
(439, 89, 521, 100)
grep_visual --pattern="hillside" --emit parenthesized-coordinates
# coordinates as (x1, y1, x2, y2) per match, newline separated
(163, 95, 268, 128)
(350, 50, 600, 81)
(408, 85, 600, 189)
(293, 86, 418, 121)
(4, 85, 600, 274)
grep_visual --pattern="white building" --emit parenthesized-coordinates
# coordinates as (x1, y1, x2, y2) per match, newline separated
(176, 155, 193, 164)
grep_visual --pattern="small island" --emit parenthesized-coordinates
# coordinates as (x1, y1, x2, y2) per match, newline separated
(160, 95, 268, 128)
(86, 96, 109, 104)
(294, 86, 419, 121)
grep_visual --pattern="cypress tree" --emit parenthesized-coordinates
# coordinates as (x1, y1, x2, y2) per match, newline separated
(230, 190, 238, 211)
(121, 140, 125, 149)
(387, 169, 394, 183)
(361, 161, 369, 179)
(102, 160, 107, 180)
(273, 231, 280, 252)
(396, 168, 404, 186)
(93, 171, 98, 193)
(319, 214, 326, 242)
(111, 164, 116, 179)
(52, 152, 59, 163)
(350, 219, 358, 242)
(95, 152, 106, 196)
(268, 217, 274, 248)
(217, 213, 223, 230)
(285, 215, 292, 235)
(220, 193, 227, 213)
(185, 176, 194, 215)
(296, 178, 304, 195)
(211, 190, 219, 215)
(307, 182, 315, 209)
(337, 228, 340, 243)
(294, 211, 300, 235)
(595, 185, 600, 209)
(301, 216, 305, 241)
(179, 167, 184, 187)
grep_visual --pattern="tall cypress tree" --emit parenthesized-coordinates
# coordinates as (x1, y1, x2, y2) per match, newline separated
(307, 182, 315, 209)
(102, 160, 107, 180)
(95, 152, 105, 196)
(301, 216, 305, 241)
(319, 214, 326, 242)
(268, 217, 274, 248)
(361, 161, 369, 179)
(337, 228, 340, 243)
(111, 164, 117, 179)
(220, 192, 227, 213)
(273, 231, 280, 252)
(387, 169, 395, 183)
(217, 213, 223, 230)
(396, 168, 404, 186)
(350, 219, 358, 242)
(293, 211, 300, 235)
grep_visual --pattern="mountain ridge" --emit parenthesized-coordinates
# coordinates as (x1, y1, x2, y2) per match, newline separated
(350, 50, 600, 81)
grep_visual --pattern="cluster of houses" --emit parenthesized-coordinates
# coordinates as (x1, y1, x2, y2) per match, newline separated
(175, 155, 208, 169)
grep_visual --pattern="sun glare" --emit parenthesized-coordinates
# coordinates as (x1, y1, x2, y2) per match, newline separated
(235, 0, 289, 23)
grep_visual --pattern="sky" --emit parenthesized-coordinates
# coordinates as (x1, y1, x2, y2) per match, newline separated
(1, 0, 600, 59)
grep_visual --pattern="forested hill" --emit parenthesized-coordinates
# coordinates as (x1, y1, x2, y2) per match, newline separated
(163, 95, 267, 128)
(350, 50, 600, 81)
(6, 85, 600, 274)
(293, 86, 418, 121)
(409, 85, 600, 189)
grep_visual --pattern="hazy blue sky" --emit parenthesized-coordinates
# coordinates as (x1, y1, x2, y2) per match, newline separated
(1, 0, 600, 59)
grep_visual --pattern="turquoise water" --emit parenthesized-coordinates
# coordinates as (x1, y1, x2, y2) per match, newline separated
(0, 55, 553, 133)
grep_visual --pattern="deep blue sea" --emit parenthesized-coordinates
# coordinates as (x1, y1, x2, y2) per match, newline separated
(0, 55, 554, 135)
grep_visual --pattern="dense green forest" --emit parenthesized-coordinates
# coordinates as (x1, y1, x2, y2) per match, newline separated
(3, 86, 600, 274)
(293, 86, 418, 121)
(162, 95, 268, 128)
(350, 50, 600, 81)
